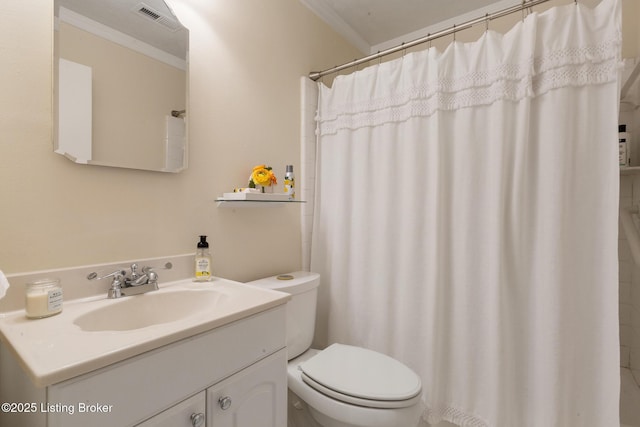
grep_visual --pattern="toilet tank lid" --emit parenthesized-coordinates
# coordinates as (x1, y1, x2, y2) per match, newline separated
(245, 271, 320, 295)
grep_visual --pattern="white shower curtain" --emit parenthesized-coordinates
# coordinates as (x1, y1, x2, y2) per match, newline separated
(310, 0, 621, 425)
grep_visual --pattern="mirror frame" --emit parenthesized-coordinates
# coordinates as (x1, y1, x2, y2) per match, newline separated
(53, 0, 189, 173)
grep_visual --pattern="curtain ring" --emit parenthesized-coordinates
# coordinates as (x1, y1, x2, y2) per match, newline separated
(401, 42, 406, 57)
(428, 33, 432, 48)
(522, 0, 534, 19)
(485, 13, 489, 32)
(453, 24, 456, 42)
(377, 51, 382, 65)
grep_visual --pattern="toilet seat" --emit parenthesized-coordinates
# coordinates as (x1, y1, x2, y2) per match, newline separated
(299, 344, 422, 409)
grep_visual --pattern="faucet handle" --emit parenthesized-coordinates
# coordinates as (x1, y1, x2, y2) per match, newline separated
(87, 269, 126, 298)
(141, 262, 173, 274)
(147, 271, 158, 284)
(87, 269, 126, 281)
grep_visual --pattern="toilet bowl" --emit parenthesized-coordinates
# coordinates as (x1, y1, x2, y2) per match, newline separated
(246, 272, 423, 427)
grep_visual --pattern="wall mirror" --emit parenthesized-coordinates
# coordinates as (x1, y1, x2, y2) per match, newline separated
(53, 0, 189, 172)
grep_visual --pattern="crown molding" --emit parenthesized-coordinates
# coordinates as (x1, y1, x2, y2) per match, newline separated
(299, 0, 370, 54)
(57, 7, 186, 70)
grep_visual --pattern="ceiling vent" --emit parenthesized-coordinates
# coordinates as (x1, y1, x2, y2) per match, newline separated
(133, 2, 181, 32)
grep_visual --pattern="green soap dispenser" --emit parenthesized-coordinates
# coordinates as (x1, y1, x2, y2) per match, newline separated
(194, 235, 212, 282)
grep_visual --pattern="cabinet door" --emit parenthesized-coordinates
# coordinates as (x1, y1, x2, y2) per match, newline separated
(136, 392, 206, 427)
(207, 348, 287, 427)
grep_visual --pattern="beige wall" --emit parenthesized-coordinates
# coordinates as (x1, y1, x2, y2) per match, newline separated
(0, 0, 636, 281)
(0, 0, 360, 281)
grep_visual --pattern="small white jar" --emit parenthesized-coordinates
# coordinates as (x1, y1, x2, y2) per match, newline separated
(25, 278, 63, 319)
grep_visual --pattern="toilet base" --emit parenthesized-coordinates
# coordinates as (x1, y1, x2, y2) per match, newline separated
(288, 390, 322, 427)
(306, 403, 364, 427)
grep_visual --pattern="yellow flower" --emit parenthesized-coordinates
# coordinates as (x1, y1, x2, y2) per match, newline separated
(249, 164, 277, 187)
(251, 168, 272, 186)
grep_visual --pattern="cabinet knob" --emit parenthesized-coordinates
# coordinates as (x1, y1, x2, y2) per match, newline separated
(190, 412, 205, 427)
(218, 396, 232, 410)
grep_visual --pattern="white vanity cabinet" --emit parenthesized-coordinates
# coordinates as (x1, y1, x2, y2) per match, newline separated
(136, 392, 206, 427)
(207, 349, 286, 427)
(0, 306, 287, 427)
(136, 349, 287, 427)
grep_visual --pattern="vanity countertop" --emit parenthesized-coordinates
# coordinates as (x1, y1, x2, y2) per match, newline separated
(0, 277, 289, 387)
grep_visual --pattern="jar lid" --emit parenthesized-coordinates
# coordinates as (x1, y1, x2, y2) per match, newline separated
(26, 278, 60, 288)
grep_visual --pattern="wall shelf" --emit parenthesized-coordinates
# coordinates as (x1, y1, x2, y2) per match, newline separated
(215, 199, 305, 208)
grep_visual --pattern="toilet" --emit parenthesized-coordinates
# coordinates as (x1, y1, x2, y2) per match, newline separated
(246, 272, 423, 427)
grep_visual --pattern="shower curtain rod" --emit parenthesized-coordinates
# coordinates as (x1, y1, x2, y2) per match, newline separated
(309, 0, 559, 81)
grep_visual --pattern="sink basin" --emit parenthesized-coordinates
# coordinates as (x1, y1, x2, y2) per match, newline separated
(74, 289, 228, 332)
(0, 277, 290, 387)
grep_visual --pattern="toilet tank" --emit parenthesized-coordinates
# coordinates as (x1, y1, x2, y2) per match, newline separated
(245, 271, 320, 360)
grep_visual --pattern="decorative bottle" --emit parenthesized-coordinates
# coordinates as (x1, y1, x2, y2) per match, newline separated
(194, 235, 212, 282)
(284, 165, 295, 199)
(620, 124, 631, 167)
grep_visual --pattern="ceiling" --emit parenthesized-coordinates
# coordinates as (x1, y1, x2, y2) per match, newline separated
(299, 0, 516, 54)
(58, 1, 569, 63)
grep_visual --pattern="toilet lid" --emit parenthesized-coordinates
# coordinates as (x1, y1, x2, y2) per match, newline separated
(299, 344, 422, 409)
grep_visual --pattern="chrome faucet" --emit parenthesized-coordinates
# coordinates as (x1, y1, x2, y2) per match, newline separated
(126, 263, 158, 287)
(87, 262, 172, 299)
